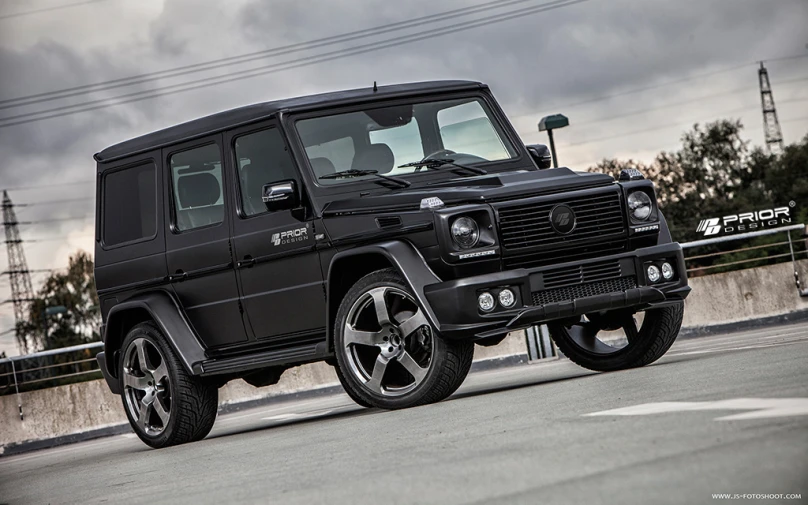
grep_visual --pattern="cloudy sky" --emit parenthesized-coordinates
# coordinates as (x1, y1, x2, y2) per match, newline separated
(0, 0, 806, 355)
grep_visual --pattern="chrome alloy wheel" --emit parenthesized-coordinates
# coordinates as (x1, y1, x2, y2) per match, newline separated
(122, 337, 171, 436)
(343, 286, 434, 396)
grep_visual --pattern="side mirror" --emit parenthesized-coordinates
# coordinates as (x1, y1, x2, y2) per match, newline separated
(262, 179, 299, 211)
(526, 144, 552, 169)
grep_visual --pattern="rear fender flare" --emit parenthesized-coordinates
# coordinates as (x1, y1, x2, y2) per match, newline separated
(103, 290, 207, 380)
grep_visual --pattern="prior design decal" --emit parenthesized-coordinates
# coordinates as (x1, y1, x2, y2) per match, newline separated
(271, 225, 309, 246)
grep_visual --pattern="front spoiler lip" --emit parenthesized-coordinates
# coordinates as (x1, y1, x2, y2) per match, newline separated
(477, 286, 668, 339)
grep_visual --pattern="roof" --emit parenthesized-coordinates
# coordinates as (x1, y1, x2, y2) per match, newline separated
(95, 80, 485, 163)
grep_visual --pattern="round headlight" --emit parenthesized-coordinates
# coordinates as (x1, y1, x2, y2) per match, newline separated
(661, 262, 674, 280)
(478, 292, 495, 312)
(628, 191, 652, 221)
(498, 289, 516, 308)
(647, 264, 661, 283)
(451, 216, 480, 249)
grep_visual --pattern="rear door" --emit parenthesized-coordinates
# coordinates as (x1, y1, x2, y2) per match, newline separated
(163, 136, 249, 349)
(225, 122, 326, 342)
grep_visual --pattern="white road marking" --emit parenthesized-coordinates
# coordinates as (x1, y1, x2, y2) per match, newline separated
(584, 398, 808, 420)
(262, 409, 335, 421)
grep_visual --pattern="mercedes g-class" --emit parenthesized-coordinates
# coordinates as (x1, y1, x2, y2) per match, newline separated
(93, 80, 689, 448)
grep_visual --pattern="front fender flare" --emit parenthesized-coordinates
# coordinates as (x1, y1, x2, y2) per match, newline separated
(326, 241, 442, 345)
(103, 291, 207, 381)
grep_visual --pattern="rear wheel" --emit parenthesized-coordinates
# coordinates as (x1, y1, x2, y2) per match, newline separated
(548, 303, 684, 372)
(334, 269, 474, 409)
(120, 322, 218, 448)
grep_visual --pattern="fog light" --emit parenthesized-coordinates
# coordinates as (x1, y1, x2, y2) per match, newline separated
(478, 292, 495, 312)
(498, 289, 516, 308)
(661, 262, 674, 280)
(647, 265, 661, 283)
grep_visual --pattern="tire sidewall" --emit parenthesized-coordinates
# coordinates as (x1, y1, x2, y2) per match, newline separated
(334, 270, 451, 409)
(119, 323, 181, 448)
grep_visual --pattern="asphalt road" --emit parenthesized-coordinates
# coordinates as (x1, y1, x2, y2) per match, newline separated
(2, 323, 807, 505)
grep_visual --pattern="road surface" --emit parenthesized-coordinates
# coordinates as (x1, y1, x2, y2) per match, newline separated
(2, 323, 807, 504)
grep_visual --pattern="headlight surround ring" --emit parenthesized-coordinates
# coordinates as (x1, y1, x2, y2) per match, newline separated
(627, 191, 653, 221)
(450, 216, 480, 249)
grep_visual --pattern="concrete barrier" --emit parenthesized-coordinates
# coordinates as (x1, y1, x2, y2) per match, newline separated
(3, 260, 806, 454)
(682, 259, 808, 328)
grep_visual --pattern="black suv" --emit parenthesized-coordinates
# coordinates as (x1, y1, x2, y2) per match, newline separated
(94, 80, 689, 448)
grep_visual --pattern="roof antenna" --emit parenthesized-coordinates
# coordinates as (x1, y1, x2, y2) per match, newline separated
(373, 81, 378, 92)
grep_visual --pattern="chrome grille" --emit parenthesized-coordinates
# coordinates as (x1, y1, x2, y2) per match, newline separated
(531, 276, 637, 307)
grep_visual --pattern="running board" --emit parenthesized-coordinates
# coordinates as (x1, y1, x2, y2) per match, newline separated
(194, 342, 329, 376)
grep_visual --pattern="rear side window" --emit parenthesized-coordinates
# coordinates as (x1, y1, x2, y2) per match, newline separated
(169, 144, 224, 232)
(103, 163, 157, 247)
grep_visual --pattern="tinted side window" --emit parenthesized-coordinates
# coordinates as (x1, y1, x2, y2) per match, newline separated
(234, 128, 297, 216)
(103, 163, 156, 247)
(169, 144, 224, 232)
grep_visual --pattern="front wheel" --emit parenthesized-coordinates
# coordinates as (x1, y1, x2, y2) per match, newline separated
(548, 303, 684, 372)
(334, 269, 474, 409)
(119, 322, 218, 448)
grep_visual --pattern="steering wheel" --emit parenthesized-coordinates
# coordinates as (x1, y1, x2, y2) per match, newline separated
(415, 149, 456, 172)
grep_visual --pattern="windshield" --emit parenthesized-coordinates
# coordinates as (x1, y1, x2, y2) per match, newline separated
(295, 97, 518, 185)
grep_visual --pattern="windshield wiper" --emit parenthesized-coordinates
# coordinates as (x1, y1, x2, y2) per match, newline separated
(398, 158, 487, 176)
(319, 169, 410, 188)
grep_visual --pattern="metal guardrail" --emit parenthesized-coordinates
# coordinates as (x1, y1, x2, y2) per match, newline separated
(0, 341, 103, 420)
(680, 224, 808, 296)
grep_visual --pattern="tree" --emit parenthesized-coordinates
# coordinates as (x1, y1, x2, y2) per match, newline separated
(19, 250, 100, 351)
(589, 121, 808, 274)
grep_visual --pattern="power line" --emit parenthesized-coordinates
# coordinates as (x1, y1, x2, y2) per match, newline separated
(0, 0, 591, 128)
(0, 0, 553, 110)
(557, 112, 808, 149)
(0, 0, 112, 21)
(1, 180, 94, 192)
(12, 197, 92, 208)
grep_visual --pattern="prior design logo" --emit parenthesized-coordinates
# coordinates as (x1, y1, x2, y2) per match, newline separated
(549, 204, 576, 234)
(696, 202, 795, 237)
(271, 225, 309, 246)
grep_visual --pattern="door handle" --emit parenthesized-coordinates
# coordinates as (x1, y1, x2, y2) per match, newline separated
(169, 270, 187, 282)
(237, 256, 255, 269)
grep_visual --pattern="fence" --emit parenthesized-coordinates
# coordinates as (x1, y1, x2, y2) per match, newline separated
(0, 342, 103, 419)
(680, 224, 808, 296)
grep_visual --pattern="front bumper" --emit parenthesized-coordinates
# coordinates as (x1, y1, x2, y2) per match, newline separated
(424, 242, 690, 339)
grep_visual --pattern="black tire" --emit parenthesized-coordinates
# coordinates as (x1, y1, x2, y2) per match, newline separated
(548, 303, 684, 372)
(119, 322, 218, 448)
(334, 268, 474, 409)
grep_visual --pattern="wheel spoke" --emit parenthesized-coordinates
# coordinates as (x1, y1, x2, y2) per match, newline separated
(397, 309, 428, 337)
(123, 369, 150, 391)
(369, 288, 391, 326)
(153, 396, 170, 425)
(343, 325, 382, 348)
(567, 321, 618, 355)
(134, 339, 152, 372)
(137, 400, 150, 429)
(622, 316, 639, 343)
(365, 354, 389, 393)
(152, 361, 169, 383)
(397, 351, 427, 384)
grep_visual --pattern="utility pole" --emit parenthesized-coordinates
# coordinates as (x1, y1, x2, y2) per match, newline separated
(758, 62, 785, 154)
(2, 191, 36, 353)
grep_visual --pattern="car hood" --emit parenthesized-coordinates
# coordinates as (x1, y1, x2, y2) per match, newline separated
(320, 167, 616, 215)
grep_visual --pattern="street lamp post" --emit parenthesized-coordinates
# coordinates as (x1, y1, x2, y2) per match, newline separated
(538, 114, 569, 168)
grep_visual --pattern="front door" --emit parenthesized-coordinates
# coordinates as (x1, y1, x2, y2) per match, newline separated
(163, 136, 249, 349)
(226, 124, 326, 342)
